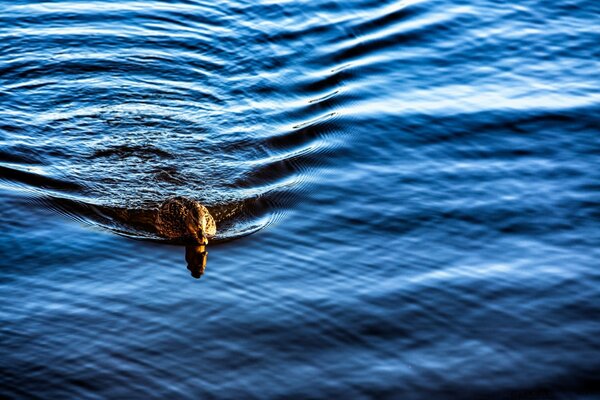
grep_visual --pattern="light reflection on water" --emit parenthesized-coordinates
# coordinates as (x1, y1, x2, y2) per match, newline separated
(1, 0, 600, 398)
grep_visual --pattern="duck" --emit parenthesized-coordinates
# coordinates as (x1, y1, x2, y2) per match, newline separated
(155, 196, 217, 245)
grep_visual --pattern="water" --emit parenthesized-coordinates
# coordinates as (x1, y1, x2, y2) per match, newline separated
(1, 0, 599, 398)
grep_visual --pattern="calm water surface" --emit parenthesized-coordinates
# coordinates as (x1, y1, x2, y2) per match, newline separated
(1, 0, 599, 398)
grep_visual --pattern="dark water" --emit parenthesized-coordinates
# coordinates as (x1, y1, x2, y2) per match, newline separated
(1, 0, 599, 398)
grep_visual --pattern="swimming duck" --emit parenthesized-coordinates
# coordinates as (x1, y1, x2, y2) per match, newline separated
(155, 196, 216, 244)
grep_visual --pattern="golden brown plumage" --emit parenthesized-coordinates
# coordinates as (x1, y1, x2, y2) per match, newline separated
(155, 196, 216, 244)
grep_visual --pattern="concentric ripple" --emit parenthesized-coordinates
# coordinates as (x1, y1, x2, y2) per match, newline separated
(0, 0, 366, 241)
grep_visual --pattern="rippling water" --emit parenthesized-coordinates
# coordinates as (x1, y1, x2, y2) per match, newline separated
(1, 0, 599, 398)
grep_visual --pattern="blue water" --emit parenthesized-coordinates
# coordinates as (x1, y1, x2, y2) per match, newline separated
(1, 0, 599, 398)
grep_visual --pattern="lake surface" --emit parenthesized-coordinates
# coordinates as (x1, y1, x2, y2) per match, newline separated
(1, 0, 599, 398)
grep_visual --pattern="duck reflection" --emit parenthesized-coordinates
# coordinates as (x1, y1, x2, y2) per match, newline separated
(185, 245, 208, 279)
